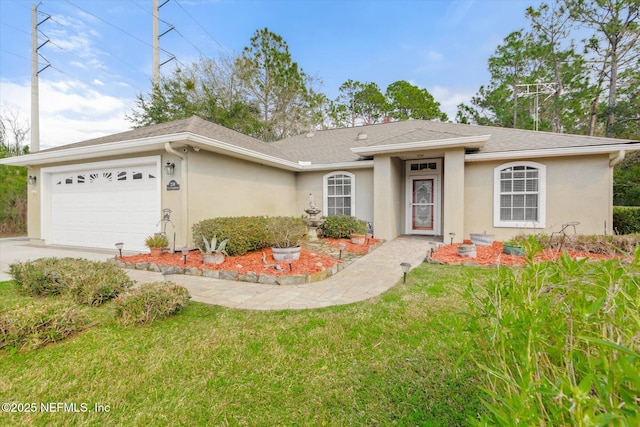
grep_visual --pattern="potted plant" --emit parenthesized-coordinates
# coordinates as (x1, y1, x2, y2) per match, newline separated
(503, 239, 526, 256)
(267, 216, 306, 261)
(200, 235, 229, 264)
(145, 234, 169, 257)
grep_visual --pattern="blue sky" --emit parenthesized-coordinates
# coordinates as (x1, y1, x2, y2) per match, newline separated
(0, 0, 541, 149)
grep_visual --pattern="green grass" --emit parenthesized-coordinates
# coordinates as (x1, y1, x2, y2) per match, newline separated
(0, 264, 494, 426)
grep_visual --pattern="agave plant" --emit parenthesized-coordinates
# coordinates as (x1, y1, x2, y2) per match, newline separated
(201, 235, 229, 255)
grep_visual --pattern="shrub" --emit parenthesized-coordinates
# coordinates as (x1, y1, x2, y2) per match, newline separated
(510, 233, 640, 255)
(9, 258, 133, 305)
(0, 300, 89, 352)
(192, 216, 271, 256)
(266, 216, 307, 248)
(114, 282, 191, 326)
(613, 206, 640, 235)
(465, 248, 640, 425)
(321, 215, 367, 239)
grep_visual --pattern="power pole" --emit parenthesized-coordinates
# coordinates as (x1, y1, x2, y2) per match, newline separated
(31, 3, 50, 152)
(152, 0, 175, 87)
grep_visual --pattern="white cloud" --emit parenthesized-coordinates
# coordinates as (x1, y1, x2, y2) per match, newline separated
(429, 86, 476, 122)
(0, 79, 132, 149)
(93, 79, 105, 86)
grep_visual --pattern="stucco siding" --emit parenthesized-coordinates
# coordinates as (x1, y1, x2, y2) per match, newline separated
(464, 155, 612, 241)
(295, 169, 374, 223)
(186, 150, 297, 244)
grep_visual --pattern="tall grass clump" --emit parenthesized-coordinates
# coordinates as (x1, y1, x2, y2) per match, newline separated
(114, 282, 190, 326)
(0, 300, 89, 352)
(9, 258, 132, 305)
(465, 244, 640, 425)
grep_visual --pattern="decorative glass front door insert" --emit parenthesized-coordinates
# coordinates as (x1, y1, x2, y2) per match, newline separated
(412, 178, 434, 230)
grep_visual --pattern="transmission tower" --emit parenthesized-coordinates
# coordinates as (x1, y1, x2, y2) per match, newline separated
(31, 3, 51, 152)
(152, 0, 176, 87)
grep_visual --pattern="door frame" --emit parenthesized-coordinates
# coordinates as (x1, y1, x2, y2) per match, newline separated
(405, 159, 442, 235)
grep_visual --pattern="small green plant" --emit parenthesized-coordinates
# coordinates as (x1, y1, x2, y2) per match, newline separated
(114, 282, 191, 326)
(200, 235, 229, 255)
(266, 216, 307, 248)
(145, 234, 169, 248)
(321, 215, 367, 239)
(613, 206, 640, 234)
(0, 300, 89, 352)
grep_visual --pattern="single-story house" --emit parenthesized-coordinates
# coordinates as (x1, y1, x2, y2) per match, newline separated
(2, 116, 638, 252)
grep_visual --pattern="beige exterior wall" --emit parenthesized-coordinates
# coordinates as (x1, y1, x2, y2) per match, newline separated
(27, 166, 42, 242)
(373, 155, 403, 240)
(294, 168, 374, 223)
(184, 150, 297, 246)
(442, 149, 465, 243)
(464, 154, 613, 241)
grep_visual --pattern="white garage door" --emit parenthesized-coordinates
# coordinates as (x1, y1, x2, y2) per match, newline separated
(49, 161, 160, 252)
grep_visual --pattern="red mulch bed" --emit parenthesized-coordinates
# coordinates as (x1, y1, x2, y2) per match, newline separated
(432, 242, 623, 266)
(323, 237, 380, 254)
(121, 246, 344, 277)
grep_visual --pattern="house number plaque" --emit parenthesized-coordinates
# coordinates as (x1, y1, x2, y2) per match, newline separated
(167, 180, 180, 191)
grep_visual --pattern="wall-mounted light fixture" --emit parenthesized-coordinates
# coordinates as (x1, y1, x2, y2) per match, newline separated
(28, 175, 37, 185)
(164, 162, 175, 176)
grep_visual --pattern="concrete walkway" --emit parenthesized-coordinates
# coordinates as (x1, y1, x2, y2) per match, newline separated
(0, 236, 435, 311)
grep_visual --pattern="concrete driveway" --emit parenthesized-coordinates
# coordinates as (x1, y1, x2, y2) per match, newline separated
(0, 238, 120, 282)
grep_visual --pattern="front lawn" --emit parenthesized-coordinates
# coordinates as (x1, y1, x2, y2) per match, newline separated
(0, 264, 490, 426)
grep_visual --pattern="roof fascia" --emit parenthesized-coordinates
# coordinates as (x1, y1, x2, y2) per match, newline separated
(351, 135, 490, 156)
(465, 143, 640, 162)
(298, 160, 374, 171)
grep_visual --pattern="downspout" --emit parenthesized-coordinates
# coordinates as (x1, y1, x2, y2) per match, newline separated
(165, 142, 189, 247)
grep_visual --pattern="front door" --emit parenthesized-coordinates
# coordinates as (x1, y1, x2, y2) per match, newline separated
(411, 178, 435, 232)
(406, 159, 441, 235)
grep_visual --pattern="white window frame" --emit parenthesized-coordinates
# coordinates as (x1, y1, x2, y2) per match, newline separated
(323, 171, 356, 217)
(493, 161, 546, 228)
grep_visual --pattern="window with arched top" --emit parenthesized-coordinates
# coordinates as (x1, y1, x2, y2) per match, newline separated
(493, 161, 546, 228)
(323, 172, 355, 216)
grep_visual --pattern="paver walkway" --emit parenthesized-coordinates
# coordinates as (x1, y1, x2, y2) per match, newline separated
(1, 236, 437, 310)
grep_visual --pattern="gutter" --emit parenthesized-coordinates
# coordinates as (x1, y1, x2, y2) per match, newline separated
(609, 150, 625, 167)
(165, 142, 189, 247)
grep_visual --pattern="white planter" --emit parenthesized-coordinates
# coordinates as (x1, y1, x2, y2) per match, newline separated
(470, 233, 495, 246)
(272, 246, 301, 261)
(202, 253, 225, 264)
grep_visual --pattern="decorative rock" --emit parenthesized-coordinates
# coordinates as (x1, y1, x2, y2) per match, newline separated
(148, 263, 161, 272)
(308, 269, 331, 282)
(185, 267, 202, 276)
(258, 274, 278, 285)
(276, 274, 307, 286)
(135, 262, 149, 270)
(219, 270, 238, 281)
(239, 272, 259, 283)
(202, 269, 220, 278)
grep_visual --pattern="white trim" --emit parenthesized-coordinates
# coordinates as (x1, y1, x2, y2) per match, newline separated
(405, 159, 441, 235)
(351, 135, 490, 156)
(466, 143, 640, 162)
(323, 171, 356, 217)
(299, 161, 373, 171)
(493, 161, 546, 229)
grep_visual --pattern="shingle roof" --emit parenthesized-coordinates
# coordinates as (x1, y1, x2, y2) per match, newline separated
(38, 116, 295, 161)
(33, 116, 638, 166)
(272, 120, 637, 163)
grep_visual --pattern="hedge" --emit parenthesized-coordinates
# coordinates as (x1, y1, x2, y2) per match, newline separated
(321, 215, 367, 239)
(613, 206, 640, 235)
(192, 216, 272, 256)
